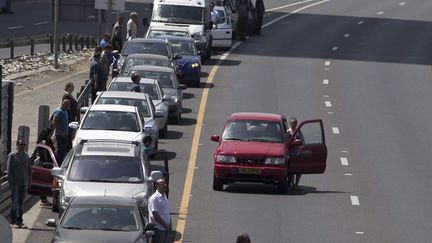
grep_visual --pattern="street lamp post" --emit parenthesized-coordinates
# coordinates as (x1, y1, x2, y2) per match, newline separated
(53, 0, 59, 69)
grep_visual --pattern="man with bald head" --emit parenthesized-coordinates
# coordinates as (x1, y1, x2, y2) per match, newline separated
(148, 178, 172, 243)
(52, 99, 71, 164)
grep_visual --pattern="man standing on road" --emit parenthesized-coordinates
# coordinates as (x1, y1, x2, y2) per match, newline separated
(62, 82, 78, 146)
(148, 179, 172, 243)
(127, 12, 139, 39)
(130, 73, 141, 92)
(1, 0, 13, 14)
(7, 139, 32, 229)
(99, 33, 111, 48)
(254, 0, 265, 35)
(52, 99, 71, 164)
(210, 2, 219, 23)
(112, 16, 124, 37)
(236, 0, 249, 41)
(111, 25, 123, 52)
(89, 51, 108, 102)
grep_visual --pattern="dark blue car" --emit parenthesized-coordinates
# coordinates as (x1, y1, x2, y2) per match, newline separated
(157, 36, 202, 87)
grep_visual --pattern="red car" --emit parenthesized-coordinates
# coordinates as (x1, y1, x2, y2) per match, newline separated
(211, 112, 327, 193)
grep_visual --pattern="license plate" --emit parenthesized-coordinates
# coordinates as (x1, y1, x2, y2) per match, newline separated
(238, 167, 262, 175)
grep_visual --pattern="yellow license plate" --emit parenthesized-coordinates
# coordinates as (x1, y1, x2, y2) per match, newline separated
(239, 167, 262, 175)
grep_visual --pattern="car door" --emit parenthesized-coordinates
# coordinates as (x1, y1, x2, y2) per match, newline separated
(211, 17, 233, 48)
(29, 145, 59, 196)
(288, 119, 327, 174)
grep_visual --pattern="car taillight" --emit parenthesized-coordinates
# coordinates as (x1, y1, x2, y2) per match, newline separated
(52, 178, 61, 189)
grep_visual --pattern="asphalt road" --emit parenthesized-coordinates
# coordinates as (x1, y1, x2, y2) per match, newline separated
(10, 0, 432, 242)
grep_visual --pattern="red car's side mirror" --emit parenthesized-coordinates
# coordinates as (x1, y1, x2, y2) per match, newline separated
(211, 135, 220, 142)
(290, 139, 302, 147)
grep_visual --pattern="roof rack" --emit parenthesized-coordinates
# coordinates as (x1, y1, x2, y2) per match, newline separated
(79, 139, 141, 146)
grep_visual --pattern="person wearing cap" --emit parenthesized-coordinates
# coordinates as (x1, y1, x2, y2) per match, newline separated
(127, 12, 139, 39)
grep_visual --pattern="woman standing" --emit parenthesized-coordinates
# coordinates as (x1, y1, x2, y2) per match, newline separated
(287, 117, 304, 191)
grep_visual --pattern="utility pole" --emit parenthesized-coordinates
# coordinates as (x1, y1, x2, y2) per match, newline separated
(105, 0, 113, 34)
(97, 9, 102, 41)
(53, 0, 59, 69)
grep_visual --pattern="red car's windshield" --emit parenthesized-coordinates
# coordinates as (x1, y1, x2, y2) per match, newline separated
(222, 120, 284, 143)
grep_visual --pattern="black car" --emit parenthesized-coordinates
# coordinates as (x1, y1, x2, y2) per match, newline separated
(46, 196, 157, 243)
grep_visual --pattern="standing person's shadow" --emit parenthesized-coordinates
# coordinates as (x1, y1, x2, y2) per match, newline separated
(0, 215, 12, 243)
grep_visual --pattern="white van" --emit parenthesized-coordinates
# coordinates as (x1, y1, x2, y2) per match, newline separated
(150, 0, 213, 62)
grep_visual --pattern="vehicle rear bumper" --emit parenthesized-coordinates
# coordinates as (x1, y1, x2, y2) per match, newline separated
(214, 164, 287, 183)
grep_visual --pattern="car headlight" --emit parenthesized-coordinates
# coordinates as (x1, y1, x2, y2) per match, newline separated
(169, 96, 178, 104)
(190, 62, 200, 68)
(132, 192, 148, 208)
(61, 190, 76, 207)
(265, 158, 285, 165)
(216, 155, 236, 163)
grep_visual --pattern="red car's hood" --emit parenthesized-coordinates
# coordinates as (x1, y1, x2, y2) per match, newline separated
(217, 141, 286, 157)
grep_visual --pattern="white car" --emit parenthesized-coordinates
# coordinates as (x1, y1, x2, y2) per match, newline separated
(211, 6, 233, 49)
(107, 77, 170, 127)
(69, 104, 151, 148)
(145, 25, 192, 39)
(94, 91, 164, 143)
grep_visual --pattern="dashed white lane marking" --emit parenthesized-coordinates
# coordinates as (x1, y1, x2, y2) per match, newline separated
(323, 79, 329, 84)
(266, 0, 315, 11)
(355, 231, 364, 235)
(325, 68, 331, 71)
(341, 150, 349, 153)
(345, 173, 353, 176)
(323, 95, 329, 98)
(399, 2, 406, 5)
(35, 21, 49, 26)
(327, 111, 334, 114)
(332, 127, 340, 134)
(377, 11, 384, 15)
(357, 21, 364, 25)
(332, 46, 339, 51)
(324, 60, 331, 66)
(340, 157, 349, 165)
(350, 196, 360, 206)
(325, 101, 332, 107)
(8, 25, 24, 30)
(344, 34, 350, 38)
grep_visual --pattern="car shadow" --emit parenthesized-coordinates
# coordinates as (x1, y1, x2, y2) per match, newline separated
(177, 117, 197, 126)
(162, 130, 183, 140)
(182, 108, 192, 114)
(182, 92, 195, 99)
(224, 183, 347, 196)
(200, 71, 209, 78)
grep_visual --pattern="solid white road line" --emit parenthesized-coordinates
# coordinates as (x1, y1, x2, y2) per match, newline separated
(332, 46, 339, 51)
(345, 173, 353, 176)
(350, 196, 360, 205)
(8, 26, 24, 30)
(399, 2, 406, 6)
(344, 34, 350, 38)
(327, 111, 334, 114)
(332, 127, 340, 134)
(377, 11, 384, 15)
(355, 231, 365, 234)
(357, 21, 364, 25)
(266, 0, 315, 12)
(323, 79, 329, 84)
(340, 157, 349, 165)
(35, 21, 49, 26)
(325, 101, 332, 107)
(324, 60, 331, 66)
(341, 150, 349, 153)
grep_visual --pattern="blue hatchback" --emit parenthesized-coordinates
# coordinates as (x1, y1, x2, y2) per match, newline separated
(158, 36, 202, 87)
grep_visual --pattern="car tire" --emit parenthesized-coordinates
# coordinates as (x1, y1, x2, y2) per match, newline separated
(277, 177, 289, 193)
(213, 175, 224, 191)
(160, 123, 168, 138)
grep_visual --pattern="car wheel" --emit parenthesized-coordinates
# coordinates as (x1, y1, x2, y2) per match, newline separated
(159, 123, 168, 138)
(213, 175, 224, 191)
(277, 177, 289, 193)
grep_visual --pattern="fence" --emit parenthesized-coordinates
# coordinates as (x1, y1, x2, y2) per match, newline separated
(0, 34, 97, 59)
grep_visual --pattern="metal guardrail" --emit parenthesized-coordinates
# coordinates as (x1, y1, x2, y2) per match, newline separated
(0, 34, 97, 59)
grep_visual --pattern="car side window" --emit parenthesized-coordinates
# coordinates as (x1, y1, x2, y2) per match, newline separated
(61, 149, 74, 169)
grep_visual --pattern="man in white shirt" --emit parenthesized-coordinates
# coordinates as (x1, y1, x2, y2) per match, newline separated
(210, 2, 219, 23)
(148, 179, 171, 243)
(127, 12, 138, 39)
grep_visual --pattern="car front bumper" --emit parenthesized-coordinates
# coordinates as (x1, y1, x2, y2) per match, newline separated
(214, 164, 287, 183)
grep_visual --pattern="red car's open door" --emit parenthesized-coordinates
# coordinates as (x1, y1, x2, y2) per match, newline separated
(288, 119, 327, 174)
(29, 144, 59, 196)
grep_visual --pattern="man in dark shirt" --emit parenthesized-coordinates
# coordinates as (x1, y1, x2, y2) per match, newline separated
(131, 73, 142, 92)
(52, 99, 71, 164)
(7, 139, 32, 228)
(89, 52, 108, 103)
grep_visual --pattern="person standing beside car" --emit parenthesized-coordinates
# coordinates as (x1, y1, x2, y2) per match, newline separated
(287, 116, 304, 191)
(7, 139, 32, 229)
(254, 0, 265, 35)
(52, 99, 71, 164)
(127, 12, 139, 39)
(236, 0, 249, 41)
(62, 82, 78, 146)
(148, 179, 172, 243)
(210, 2, 220, 23)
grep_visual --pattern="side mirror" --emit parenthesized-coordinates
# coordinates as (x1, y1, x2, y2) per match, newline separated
(178, 84, 187, 90)
(80, 107, 88, 114)
(291, 139, 303, 147)
(142, 17, 149, 26)
(45, 219, 57, 227)
(51, 167, 64, 180)
(173, 54, 182, 60)
(211, 135, 220, 142)
(68, 121, 79, 130)
(149, 171, 163, 182)
(162, 95, 172, 102)
(154, 110, 164, 118)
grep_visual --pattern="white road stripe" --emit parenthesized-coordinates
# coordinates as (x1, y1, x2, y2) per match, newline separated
(325, 101, 332, 107)
(332, 127, 340, 134)
(340, 157, 349, 165)
(325, 68, 331, 71)
(355, 231, 364, 234)
(332, 46, 338, 51)
(8, 25, 24, 30)
(345, 173, 352, 176)
(350, 196, 360, 205)
(266, 0, 315, 12)
(323, 79, 329, 84)
(35, 21, 49, 26)
(344, 34, 350, 38)
(399, 2, 406, 5)
(324, 61, 331, 66)
(357, 21, 364, 25)
(323, 95, 329, 98)
(377, 11, 384, 15)
(327, 111, 334, 114)
(341, 150, 349, 153)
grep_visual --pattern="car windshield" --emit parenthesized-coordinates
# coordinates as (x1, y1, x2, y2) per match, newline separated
(123, 57, 170, 74)
(95, 98, 151, 118)
(216, 9, 225, 17)
(127, 70, 175, 89)
(68, 156, 144, 183)
(61, 205, 140, 231)
(152, 5, 204, 24)
(81, 111, 140, 132)
(222, 120, 284, 143)
(170, 40, 196, 56)
(149, 30, 190, 38)
(122, 42, 169, 57)
(108, 82, 162, 101)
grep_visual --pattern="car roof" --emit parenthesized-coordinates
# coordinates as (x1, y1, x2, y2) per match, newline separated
(130, 65, 174, 73)
(229, 112, 283, 122)
(98, 91, 148, 100)
(150, 25, 189, 32)
(80, 141, 139, 157)
(111, 77, 156, 83)
(88, 104, 137, 112)
(127, 53, 170, 60)
(128, 38, 167, 44)
(71, 196, 138, 207)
